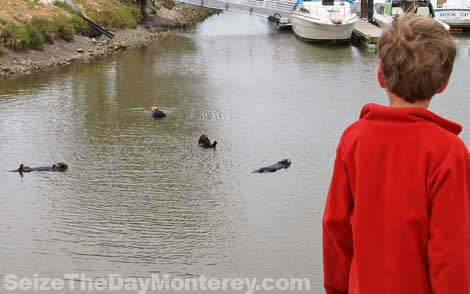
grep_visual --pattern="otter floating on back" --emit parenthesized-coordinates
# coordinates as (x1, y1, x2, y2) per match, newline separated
(12, 162, 69, 173)
(253, 159, 291, 173)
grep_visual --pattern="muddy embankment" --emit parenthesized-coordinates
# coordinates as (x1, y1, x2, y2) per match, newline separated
(0, 2, 219, 80)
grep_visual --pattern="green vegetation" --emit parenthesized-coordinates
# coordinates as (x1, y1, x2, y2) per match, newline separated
(1, 13, 90, 51)
(22, 0, 40, 8)
(30, 16, 59, 44)
(55, 17, 76, 41)
(3, 23, 36, 50)
(151, 2, 160, 15)
(0, 0, 141, 52)
(88, 6, 141, 30)
(53, 0, 77, 14)
(25, 24, 45, 50)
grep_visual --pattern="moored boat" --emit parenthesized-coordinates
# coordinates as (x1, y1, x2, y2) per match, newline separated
(433, 0, 470, 28)
(291, 0, 358, 42)
(373, 0, 450, 30)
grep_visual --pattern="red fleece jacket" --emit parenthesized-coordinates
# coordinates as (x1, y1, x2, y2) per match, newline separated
(323, 103, 470, 294)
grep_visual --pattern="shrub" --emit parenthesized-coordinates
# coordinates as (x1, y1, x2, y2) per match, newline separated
(30, 16, 59, 44)
(151, 4, 160, 15)
(25, 24, 44, 50)
(89, 5, 140, 30)
(55, 18, 75, 41)
(3, 23, 45, 51)
(53, 0, 76, 14)
(4, 23, 30, 50)
(68, 14, 88, 35)
(30, 15, 88, 43)
(117, 6, 139, 28)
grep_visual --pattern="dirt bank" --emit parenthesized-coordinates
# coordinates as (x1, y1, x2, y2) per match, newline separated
(0, 3, 218, 80)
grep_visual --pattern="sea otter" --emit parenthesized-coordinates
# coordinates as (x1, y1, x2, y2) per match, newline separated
(198, 134, 217, 149)
(151, 106, 166, 118)
(253, 159, 291, 173)
(12, 162, 69, 173)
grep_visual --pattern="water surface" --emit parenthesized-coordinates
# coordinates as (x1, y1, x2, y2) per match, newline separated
(1, 11, 470, 293)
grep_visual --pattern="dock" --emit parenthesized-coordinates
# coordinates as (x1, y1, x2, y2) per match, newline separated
(352, 19, 382, 52)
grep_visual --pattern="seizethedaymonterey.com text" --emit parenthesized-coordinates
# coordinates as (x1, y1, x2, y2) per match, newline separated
(3, 274, 311, 293)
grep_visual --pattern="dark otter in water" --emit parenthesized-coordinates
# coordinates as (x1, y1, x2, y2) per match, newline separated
(253, 159, 291, 173)
(198, 134, 217, 149)
(12, 162, 69, 173)
(151, 107, 166, 118)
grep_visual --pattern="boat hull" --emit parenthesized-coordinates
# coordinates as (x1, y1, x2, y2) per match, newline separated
(291, 14, 356, 42)
(435, 8, 470, 27)
(373, 12, 451, 30)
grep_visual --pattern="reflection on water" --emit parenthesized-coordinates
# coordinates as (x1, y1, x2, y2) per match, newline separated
(1, 11, 470, 293)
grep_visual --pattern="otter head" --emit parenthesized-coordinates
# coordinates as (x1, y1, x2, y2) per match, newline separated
(279, 159, 291, 167)
(54, 162, 68, 172)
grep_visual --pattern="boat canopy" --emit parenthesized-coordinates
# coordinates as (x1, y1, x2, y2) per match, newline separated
(443, 0, 470, 8)
(386, 0, 433, 6)
(382, 0, 435, 16)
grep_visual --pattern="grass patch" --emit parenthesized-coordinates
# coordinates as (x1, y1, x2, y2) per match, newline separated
(0, 0, 143, 51)
(30, 16, 59, 44)
(1, 14, 87, 50)
(53, 0, 76, 14)
(68, 14, 88, 35)
(89, 5, 140, 30)
(24, 24, 44, 50)
(22, 0, 40, 8)
(4, 23, 33, 50)
(55, 17, 75, 41)
(151, 2, 160, 15)
(49, 15, 87, 42)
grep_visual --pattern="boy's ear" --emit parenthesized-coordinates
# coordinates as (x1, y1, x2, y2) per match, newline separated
(436, 79, 449, 94)
(376, 63, 386, 89)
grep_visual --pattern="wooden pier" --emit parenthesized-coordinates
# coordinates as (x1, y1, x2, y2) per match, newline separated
(352, 19, 382, 52)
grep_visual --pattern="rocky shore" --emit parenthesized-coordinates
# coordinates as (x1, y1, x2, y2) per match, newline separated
(0, 4, 218, 80)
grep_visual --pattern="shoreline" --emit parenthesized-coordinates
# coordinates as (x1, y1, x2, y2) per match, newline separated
(0, 4, 219, 80)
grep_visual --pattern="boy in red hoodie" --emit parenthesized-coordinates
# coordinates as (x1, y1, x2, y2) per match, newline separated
(323, 14, 470, 294)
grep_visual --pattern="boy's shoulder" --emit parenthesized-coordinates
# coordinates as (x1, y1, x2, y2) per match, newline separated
(338, 105, 469, 165)
(343, 103, 463, 140)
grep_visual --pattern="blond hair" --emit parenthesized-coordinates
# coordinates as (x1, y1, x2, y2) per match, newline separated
(378, 14, 456, 102)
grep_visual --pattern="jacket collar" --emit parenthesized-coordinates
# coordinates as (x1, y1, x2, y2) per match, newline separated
(360, 103, 462, 135)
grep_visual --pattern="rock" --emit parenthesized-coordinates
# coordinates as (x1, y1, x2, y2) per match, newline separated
(77, 48, 84, 53)
(91, 38, 96, 44)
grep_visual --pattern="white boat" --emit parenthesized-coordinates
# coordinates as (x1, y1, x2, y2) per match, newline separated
(373, 0, 450, 30)
(291, 0, 358, 42)
(434, 0, 470, 27)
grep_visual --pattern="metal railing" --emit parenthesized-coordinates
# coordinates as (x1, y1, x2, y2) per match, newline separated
(174, 0, 297, 23)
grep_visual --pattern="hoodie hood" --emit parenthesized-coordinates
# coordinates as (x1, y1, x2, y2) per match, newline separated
(359, 103, 462, 135)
